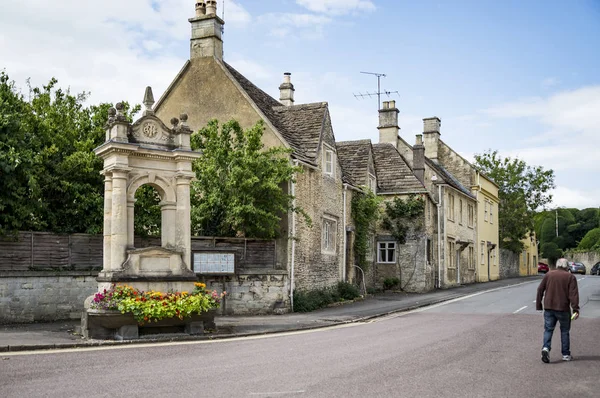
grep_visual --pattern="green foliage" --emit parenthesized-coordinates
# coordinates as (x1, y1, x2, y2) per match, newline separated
(383, 277, 400, 290)
(474, 150, 555, 252)
(190, 119, 307, 238)
(351, 190, 381, 268)
(134, 186, 162, 237)
(293, 282, 361, 312)
(541, 242, 563, 263)
(578, 228, 600, 251)
(89, 283, 224, 325)
(535, 208, 600, 253)
(0, 71, 139, 235)
(381, 194, 425, 244)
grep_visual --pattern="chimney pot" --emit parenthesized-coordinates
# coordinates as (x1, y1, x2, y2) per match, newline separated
(279, 72, 295, 106)
(206, 0, 217, 15)
(416, 134, 423, 146)
(195, 1, 206, 16)
(389, 100, 396, 108)
(382, 101, 389, 109)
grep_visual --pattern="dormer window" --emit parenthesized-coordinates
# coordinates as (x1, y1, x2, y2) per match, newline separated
(324, 147, 335, 177)
(368, 174, 377, 192)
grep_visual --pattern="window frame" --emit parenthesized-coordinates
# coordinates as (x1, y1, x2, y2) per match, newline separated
(459, 199, 464, 225)
(448, 239, 456, 269)
(377, 241, 397, 264)
(321, 216, 337, 254)
(484, 200, 489, 222)
(448, 193, 455, 221)
(323, 145, 335, 178)
(468, 246, 475, 270)
(368, 173, 377, 192)
(489, 201, 494, 224)
(480, 241, 485, 265)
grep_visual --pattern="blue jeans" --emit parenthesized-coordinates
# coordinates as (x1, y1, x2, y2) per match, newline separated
(543, 310, 571, 356)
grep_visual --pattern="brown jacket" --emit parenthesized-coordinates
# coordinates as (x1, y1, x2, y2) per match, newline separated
(536, 268, 579, 313)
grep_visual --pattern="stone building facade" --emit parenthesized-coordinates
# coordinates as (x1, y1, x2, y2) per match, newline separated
(152, 2, 345, 311)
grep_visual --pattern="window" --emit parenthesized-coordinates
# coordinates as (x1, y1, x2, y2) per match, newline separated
(322, 217, 337, 253)
(489, 201, 494, 224)
(484, 201, 489, 222)
(459, 199, 464, 225)
(324, 148, 335, 177)
(378, 241, 396, 263)
(480, 241, 485, 265)
(448, 240, 456, 268)
(448, 193, 455, 221)
(368, 174, 376, 192)
(468, 246, 475, 269)
(468, 204, 474, 227)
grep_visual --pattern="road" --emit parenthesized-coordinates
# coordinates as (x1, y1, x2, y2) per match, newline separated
(1, 276, 599, 398)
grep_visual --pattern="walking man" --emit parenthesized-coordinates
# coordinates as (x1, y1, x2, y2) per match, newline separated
(536, 258, 580, 363)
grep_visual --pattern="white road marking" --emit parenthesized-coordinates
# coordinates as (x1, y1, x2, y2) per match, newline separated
(513, 306, 527, 314)
(250, 391, 305, 396)
(533, 300, 536, 303)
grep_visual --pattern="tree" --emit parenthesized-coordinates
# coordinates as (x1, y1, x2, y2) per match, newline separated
(541, 242, 563, 264)
(474, 150, 555, 252)
(381, 195, 425, 244)
(577, 228, 600, 251)
(0, 72, 139, 235)
(189, 119, 305, 239)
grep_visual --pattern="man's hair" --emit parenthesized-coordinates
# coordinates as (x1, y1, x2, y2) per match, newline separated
(556, 258, 569, 269)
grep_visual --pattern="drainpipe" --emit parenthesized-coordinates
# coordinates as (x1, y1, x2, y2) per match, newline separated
(342, 184, 348, 282)
(290, 160, 298, 312)
(442, 186, 447, 289)
(437, 184, 442, 289)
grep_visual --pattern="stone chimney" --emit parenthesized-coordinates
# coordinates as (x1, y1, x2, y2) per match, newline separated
(279, 73, 295, 106)
(189, 0, 224, 60)
(378, 100, 399, 147)
(413, 134, 425, 184)
(422, 116, 441, 160)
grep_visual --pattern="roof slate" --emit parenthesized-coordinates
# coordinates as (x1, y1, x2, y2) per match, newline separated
(426, 158, 475, 199)
(336, 140, 372, 187)
(372, 143, 426, 194)
(224, 62, 327, 164)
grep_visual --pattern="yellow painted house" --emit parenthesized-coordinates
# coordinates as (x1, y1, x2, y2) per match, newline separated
(519, 232, 539, 276)
(473, 172, 500, 282)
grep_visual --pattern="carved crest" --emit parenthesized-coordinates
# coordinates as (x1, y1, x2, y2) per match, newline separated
(130, 115, 174, 148)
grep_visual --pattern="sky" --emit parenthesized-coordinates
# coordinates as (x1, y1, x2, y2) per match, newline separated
(1, 0, 599, 209)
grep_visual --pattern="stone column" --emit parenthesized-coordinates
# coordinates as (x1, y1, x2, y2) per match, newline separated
(175, 175, 193, 269)
(111, 170, 129, 270)
(160, 201, 178, 249)
(102, 173, 113, 272)
(127, 199, 136, 249)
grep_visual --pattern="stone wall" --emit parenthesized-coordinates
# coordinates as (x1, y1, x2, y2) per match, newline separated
(499, 248, 520, 279)
(202, 269, 289, 315)
(0, 271, 98, 324)
(563, 251, 600, 268)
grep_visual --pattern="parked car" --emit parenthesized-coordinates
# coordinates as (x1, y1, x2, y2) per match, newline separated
(590, 262, 600, 275)
(568, 262, 586, 275)
(538, 262, 549, 274)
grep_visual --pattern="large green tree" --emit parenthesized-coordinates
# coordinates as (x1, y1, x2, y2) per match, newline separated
(189, 119, 305, 239)
(0, 72, 139, 235)
(474, 150, 555, 252)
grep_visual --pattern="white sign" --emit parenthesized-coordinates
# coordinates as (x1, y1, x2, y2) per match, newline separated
(193, 252, 235, 274)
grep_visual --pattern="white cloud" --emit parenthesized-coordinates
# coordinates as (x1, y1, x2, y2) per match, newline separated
(258, 13, 332, 39)
(296, 0, 376, 15)
(541, 77, 560, 88)
(551, 186, 600, 209)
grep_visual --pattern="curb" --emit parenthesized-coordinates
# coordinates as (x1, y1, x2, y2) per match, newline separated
(0, 277, 541, 353)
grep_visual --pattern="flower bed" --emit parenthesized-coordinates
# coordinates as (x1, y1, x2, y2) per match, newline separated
(90, 283, 225, 325)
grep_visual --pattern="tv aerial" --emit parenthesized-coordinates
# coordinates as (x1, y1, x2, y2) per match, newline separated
(354, 71, 399, 110)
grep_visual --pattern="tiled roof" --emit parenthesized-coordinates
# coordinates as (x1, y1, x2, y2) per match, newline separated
(372, 143, 426, 194)
(336, 140, 372, 186)
(427, 159, 475, 199)
(224, 62, 326, 164)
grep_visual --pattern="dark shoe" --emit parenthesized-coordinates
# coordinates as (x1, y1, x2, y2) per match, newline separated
(541, 347, 550, 363)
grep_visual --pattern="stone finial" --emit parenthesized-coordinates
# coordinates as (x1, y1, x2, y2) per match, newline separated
(206, 0, 217, 15)
(108, 107, 117, 117)
(195, 1, 206, 16)
(170, 117, 179, 128)
(180, 113, 188, 126)
(143, 86, 155, 116)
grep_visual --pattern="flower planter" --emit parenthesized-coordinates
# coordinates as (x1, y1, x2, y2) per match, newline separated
(84, 308, 216, 340)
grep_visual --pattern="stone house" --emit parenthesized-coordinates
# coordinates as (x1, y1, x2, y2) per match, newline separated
(519, 232, 539, 276)
(378, 102, 479, 288)
(151, 2, 345, 312)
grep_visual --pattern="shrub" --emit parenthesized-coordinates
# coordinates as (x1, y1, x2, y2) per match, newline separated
(383, 277, 400, 290)
(293, 282, 362, 313)
(578, 228, 600, 250)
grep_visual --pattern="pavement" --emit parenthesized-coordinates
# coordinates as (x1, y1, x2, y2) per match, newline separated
(0, 275, 543, 352)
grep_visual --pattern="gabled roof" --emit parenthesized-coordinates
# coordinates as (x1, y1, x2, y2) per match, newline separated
(223, 62, 328, 164)
(427, 158, 475, 199)
(336, 139, 373, 186)
(372, 143, 427, 194)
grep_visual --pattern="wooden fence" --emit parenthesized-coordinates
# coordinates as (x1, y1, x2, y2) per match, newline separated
(0, 232, 277, 271)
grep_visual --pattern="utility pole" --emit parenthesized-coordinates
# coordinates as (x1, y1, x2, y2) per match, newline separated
(555, 209, 559, 238)
(354, 71, 399, 110)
